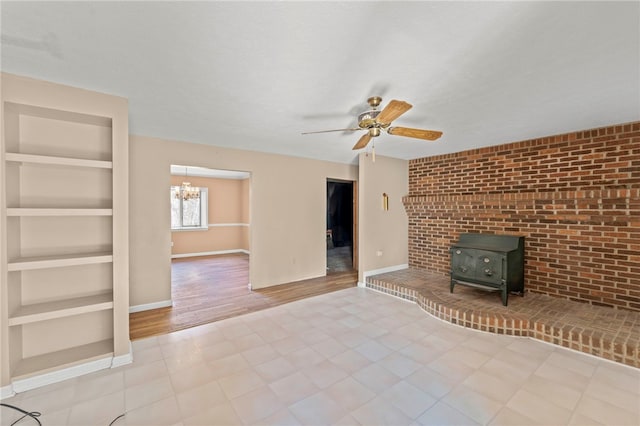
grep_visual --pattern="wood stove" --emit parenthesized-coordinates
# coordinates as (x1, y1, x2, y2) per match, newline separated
(450, 233, 525, 306)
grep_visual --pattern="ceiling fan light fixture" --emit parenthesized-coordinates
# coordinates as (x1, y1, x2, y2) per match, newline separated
(358, 110, 381, 128)
(303, 96, 442, 151)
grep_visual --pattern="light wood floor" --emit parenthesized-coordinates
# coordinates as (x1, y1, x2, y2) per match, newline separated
(129, 253, 357, 340)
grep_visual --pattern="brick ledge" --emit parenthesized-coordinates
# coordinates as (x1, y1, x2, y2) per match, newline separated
(402, 188, 638, 204)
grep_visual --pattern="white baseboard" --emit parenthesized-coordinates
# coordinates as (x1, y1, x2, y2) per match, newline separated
(129, 300, 172, 313)
(111, 341, 133, 368)
(11, 357, 113, 394)
(5, 343, 133, 396)
(171, 249, 250, 259)
(0, 384, 15, 400)
(363, 264, 408, 281)
(358, 264, 408, 288)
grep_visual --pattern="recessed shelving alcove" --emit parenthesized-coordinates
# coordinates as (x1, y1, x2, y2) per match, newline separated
(1, 73, 130, 396)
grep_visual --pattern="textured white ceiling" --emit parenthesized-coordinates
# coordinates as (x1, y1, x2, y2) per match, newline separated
(2, 1, 638, 165)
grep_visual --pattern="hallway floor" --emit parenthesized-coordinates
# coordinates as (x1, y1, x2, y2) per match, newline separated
(3, 287, 639, 425)
(327, 244, 353, 273)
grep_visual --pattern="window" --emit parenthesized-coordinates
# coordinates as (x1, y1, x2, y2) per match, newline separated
(171, 186, 208, 230)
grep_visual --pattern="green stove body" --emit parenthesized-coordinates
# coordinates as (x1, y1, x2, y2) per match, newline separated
(450, 233, 525, 306)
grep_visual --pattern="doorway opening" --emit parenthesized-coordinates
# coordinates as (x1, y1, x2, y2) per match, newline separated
(327, 179, 356, 273)
(170, 165, 251, 324)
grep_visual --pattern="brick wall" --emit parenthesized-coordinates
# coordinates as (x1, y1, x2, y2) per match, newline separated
(404, 122, 640, 311)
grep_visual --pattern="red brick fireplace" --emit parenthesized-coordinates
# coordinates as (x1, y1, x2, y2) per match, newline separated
(404, 121, 640, 312)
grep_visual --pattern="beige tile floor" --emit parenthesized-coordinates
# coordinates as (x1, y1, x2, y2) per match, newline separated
(2, 287, 639, 426)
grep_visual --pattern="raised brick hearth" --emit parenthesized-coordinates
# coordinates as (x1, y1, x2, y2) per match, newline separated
(366, 268, 640, 368)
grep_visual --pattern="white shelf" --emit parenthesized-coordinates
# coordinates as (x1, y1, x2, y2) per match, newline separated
(5, 152, 112, 169)
(8, 252, 113, 271)
(11, 339, 114, 380)
(9, 292, 114, 326)
(7, 208, 113, 216)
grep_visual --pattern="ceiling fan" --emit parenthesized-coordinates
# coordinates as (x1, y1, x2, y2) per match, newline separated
(302, 96, 443, 152)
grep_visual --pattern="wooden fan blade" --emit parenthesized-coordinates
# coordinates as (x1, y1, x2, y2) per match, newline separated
(301, 128, 361, 135)
(387, 126, 443, 141)
(375, 100, 412, 125)
(352, 133, 372, 150)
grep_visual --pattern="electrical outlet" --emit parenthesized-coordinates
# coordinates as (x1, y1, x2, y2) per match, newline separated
(376, 250, 383, 257)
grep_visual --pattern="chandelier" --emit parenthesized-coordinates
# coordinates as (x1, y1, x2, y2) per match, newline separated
(174, 167, 200, 201)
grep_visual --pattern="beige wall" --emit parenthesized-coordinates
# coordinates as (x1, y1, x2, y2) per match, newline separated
(357, 153, 409, 283)
(170, 175, 249, 255)
(130, 135, 358, 306)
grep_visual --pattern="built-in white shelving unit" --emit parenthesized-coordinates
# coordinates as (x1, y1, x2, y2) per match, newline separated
(1, 73, 130, 395)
